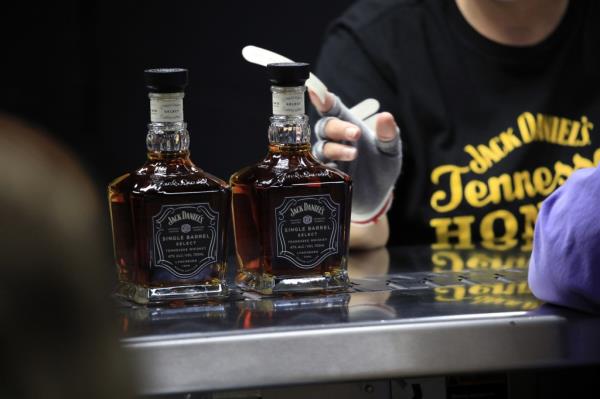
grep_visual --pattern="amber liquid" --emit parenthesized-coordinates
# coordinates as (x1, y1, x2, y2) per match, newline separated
(108, 151, 230, 303)
(231, 143, 351, 294)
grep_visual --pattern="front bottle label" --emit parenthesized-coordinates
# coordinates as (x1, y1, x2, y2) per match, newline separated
(152, 203, 218, 278)
(275, 195, 340, 269)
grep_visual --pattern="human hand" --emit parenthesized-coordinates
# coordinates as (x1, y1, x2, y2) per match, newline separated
(309, 90, 402, 223)
(309, 91, 399, 162)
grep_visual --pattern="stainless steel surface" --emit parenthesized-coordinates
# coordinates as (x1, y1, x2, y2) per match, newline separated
(118, 246, 600, 395)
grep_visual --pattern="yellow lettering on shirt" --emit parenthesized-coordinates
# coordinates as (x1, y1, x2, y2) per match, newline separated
(428, 112, 597, 251)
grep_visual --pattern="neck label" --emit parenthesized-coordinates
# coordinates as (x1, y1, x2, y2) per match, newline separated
(273, 91, 305, 116)
(150, 96, 184, 122)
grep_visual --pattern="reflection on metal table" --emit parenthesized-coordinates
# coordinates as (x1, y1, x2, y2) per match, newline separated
(118, 246, 600, 395)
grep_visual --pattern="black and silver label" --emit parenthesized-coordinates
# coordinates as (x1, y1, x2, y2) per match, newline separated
(275, 194, 340, 269)
(152, 203, 218, 278)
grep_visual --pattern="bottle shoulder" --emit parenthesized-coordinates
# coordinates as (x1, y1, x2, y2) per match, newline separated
(109, 161, 229, 196)
(108, 172, 135, 192)
(230, 156, 351, 189)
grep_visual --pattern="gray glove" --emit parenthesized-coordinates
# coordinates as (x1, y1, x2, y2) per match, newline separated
(313, 95, 402, 223)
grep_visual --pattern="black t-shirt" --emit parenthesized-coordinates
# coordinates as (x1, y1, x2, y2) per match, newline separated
(313, 0, 600, 251)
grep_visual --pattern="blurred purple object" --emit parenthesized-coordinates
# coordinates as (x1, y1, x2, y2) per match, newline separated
(529, 166, 600, 314)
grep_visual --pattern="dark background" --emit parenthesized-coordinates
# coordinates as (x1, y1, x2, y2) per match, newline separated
(0, 1, 354, 185)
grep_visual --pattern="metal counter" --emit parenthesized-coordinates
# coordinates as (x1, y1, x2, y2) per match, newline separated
(118, 246, 600, 395)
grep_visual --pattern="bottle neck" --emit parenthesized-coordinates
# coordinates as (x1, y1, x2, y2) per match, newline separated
(268, 85, 311, 146)
(146, 92, 190, 155)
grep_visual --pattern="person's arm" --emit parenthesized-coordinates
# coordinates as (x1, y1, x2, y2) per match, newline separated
(349, 214, 390, 249)
(310, 21, 402, 249)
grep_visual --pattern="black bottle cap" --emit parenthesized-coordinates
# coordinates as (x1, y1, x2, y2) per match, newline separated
(144, 68, 188, 93)
(267, 62, 310, 87)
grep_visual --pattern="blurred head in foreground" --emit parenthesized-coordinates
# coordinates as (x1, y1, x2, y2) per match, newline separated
(0, 115, 132, 398)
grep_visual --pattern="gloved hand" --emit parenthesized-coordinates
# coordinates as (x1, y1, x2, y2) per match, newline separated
(310, 90, 402, 224)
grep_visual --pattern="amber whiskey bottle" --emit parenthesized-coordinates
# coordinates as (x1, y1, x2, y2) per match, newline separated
(231, 63, 351, 294)
(108, 68, 230, 304)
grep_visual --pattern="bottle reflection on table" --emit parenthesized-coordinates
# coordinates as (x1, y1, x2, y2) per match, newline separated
(348, 247, 397, 321)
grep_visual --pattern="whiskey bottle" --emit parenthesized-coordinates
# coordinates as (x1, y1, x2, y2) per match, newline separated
(231, 62, 351, 294)
(108, 68, 230, 304)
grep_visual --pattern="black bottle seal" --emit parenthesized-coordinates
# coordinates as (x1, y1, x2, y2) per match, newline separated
(144, 68, 188, 93)
(267, 62, 310, 87)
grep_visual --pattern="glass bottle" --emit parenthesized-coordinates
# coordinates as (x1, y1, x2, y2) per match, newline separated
(231, 62, 351, 294)
(108, 68, 230, 304)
